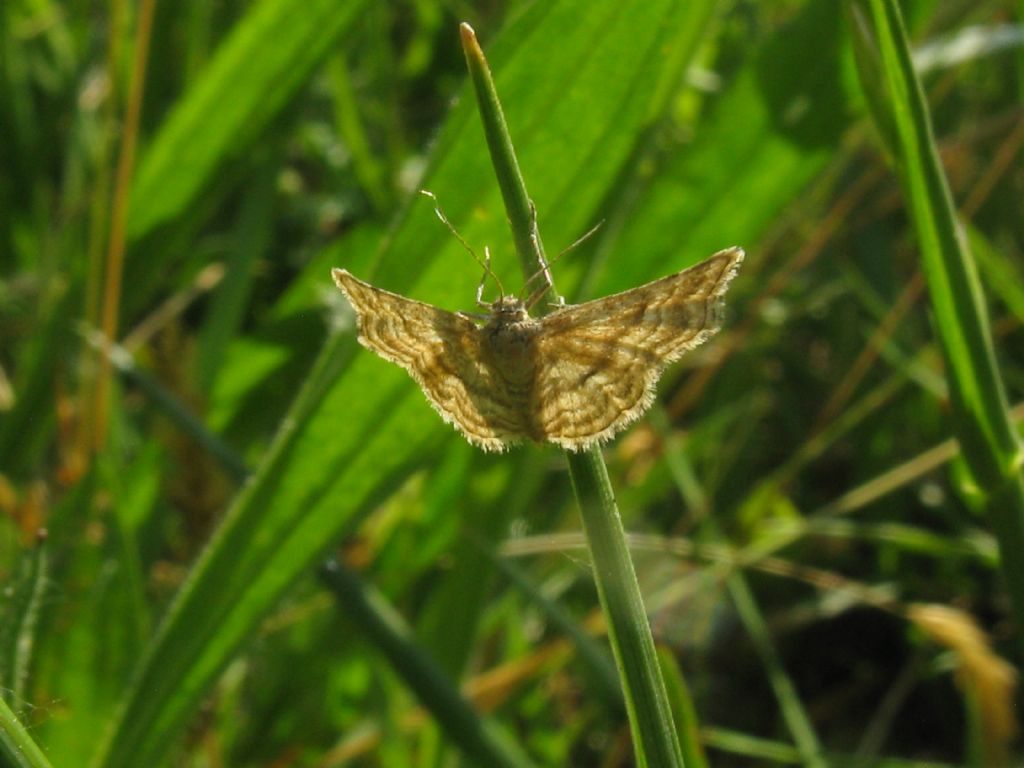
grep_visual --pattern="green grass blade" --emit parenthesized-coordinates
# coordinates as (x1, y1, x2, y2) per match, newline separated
(0, 694, 53, 768)
(489, 542, 623, 707)
(413, 450, 540, 680)
(460, 23, 547, 290)
(567, 450, 685, 767)
(0, 533, 47, 710)
(593, 0, 850, 300)
(194, 168, 275, 393)
(88, 333, 355, 768)
(657, 646, 708, 768)
(319, 559, 537, 768)
(727, 574, 826, 768)
(846, 0, 1024, 638)
(29, 471, 149, 764)
(127, 0, 369, 242)
(85, 334, 250, 482)
(327, 55, 393, 214)
(969, 224, 1024, 323)
(0, 293, 68, 475)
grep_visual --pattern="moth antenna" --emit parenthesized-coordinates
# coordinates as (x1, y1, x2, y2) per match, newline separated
(420, 190, 504, 301)
(522, 208, 604, 308)
(560, 218, 605, 259)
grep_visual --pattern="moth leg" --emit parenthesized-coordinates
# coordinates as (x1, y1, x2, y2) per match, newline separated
(476, 247, 493, 308)
(526, 201, 556, 294)
(456, 311, 490, 323)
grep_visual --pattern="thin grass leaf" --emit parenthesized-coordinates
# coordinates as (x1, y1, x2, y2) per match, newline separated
(194, 167, 275, 393)
(968, 225, 1024, 322)
(0, 694, 53, 768)
(328, 55, 393, 214)
(319, 559, 537, 768)
(126, 0, 371, 242)
(0, 294, 68, 476)
(726, 573, 826, 768)
(657, 646, 708, 768)
(413, 450, 543, 680)
(35, 462, 153, 765)
(0, 533, 47, 708)
(701, 726, 806, 763)
(488, 540, 623, 707)
(84, 334, 250, 482)
(846, 0, 1024, 638)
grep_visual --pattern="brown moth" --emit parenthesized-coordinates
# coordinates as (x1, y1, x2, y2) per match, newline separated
(332, 246, 743, 452)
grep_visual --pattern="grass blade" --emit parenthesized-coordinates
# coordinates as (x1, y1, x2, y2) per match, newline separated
(569, 450, 686, 767)
(846, 0, 1024, 639)
(462, 20, 690, 767)
(0, 695, 53, 768)
(0, 533, 48, 709)
(127, 0, 369, 242)
(319, 559, 536, 768)
(727, 574, 826, 768)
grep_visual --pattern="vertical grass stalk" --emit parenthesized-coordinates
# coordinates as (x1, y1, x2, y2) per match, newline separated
(460, 24, 686, 767)
(0, 532, 48, 709)
(93, 0, 157, 451)
(846, 0, 1024, 638)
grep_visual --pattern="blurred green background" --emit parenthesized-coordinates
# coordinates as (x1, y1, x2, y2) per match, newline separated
(1, 0, 1023, 765)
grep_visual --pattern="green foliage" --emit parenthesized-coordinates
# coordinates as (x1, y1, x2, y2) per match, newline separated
(1, 1, 1021, 766)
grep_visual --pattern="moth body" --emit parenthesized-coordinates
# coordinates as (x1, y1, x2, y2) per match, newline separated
(331, 246, 743, 452)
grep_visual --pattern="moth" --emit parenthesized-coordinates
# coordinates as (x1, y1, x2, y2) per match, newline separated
(332, 246, 743, 452)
